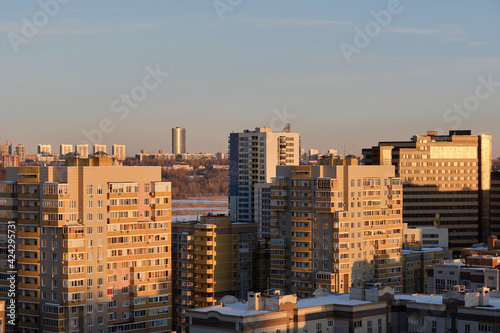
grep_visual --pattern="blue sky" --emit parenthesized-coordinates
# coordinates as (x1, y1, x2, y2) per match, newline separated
(1, 0, 500, 156)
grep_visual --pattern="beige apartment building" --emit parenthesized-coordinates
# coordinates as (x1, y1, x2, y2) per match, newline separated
(76, 144, 89, 159)
(363, 130, 492, 252)
(0, 157, 172, 333)
(171, 215, 257, 333)
(93, 144, 107, 155)
(112, 145, 126, 161)
(269, 158, 404, 297)
(60, 145, 74, 156)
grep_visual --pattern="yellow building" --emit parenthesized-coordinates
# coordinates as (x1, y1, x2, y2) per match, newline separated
(363, 130, 492, 252)
(0, 157, 172, 332)
(270, 158, 403, 297)
(171, 215, 257, 333)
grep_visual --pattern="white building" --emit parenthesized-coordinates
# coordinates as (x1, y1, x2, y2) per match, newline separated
(75, 144, 89, 158)
(112, 144, 126, 161)
(403, 224, 449, 248)
(229, 127, 300, 223)
(60, 144, 73, 156)
(38, 144, 51, 155)
(93, 144, 106, 155)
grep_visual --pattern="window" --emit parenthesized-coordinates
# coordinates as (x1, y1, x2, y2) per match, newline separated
(478, 324, 492, 332)
(87, 185, 93, 195)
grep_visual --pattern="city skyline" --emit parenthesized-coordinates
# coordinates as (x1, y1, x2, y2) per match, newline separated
(1, 1, 499, 156)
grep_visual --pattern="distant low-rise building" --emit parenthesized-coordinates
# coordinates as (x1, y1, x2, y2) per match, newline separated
(403, 224, 449, 249)
(402, 246, 452, 294)
(427, 260, 500, 294)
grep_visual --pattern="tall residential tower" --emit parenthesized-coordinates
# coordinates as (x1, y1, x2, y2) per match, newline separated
(269, 158, 403, 297)
(229, 127, 300, 225)
(172, 127, 186, 155)
(0, 157, 172, 332)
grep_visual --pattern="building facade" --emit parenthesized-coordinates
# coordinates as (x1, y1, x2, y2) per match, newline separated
(0, 157, 172, 332)
(187, 288, 390, 333)
(427, 261, 499, 294)
(229, 127, 300, 224)
(2, 155, 18, 168)
(402, 247, 452, 294)
(75, 144, 89, 158)
(60, 145, 73, 156)
(171, 215, 256, 333)
(363, 130, 492, 252)
(15, 145, 26, 163)
(37, 144, 51, 156)
(491, 171, 500, 236)
(269, 158, 404, 297)
(172, 127, 186, 155)
(93, 144, 106, 155)
(403, 224, 449, 248)
(112, 145, 126, 161)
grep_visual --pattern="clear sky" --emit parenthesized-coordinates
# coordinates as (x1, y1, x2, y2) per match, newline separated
(1, 0, 500, 156)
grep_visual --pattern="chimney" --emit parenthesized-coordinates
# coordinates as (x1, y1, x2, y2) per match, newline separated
(427, 131, 438, 136)
(247, 292, 264, 311)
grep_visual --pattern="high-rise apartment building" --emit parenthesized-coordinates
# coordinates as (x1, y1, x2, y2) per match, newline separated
(229, 127, 300, 224)
(93, 144, 107, 155)
(112, 144, 126, 161)
(2, 155, 18, 167)
(75, 144, 89, 158)
(0, 157, 172, 332)
(172, 127, 186, 155)
(171, 215, 256, 333)
(363, 130, 492, 252)
(269, 158, 403, 297)
(38, 144, 51, 156)
(15, 144, 26, 163)
(254, 183, 272, 239)
(60, 144, 73, 156)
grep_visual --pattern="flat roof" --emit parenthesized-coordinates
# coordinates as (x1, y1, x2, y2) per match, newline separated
(191, 302, 272, 316)
(395, 294, 443, 305)
(296, 293, 372, 309)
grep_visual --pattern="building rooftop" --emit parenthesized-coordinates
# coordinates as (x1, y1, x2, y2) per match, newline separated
(296, 293, 372, 309)
(191, 292, 376, 318)
(395, 294, 443, 305)
(403, 247, 445, 255)
(193, 302, 272, 316)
